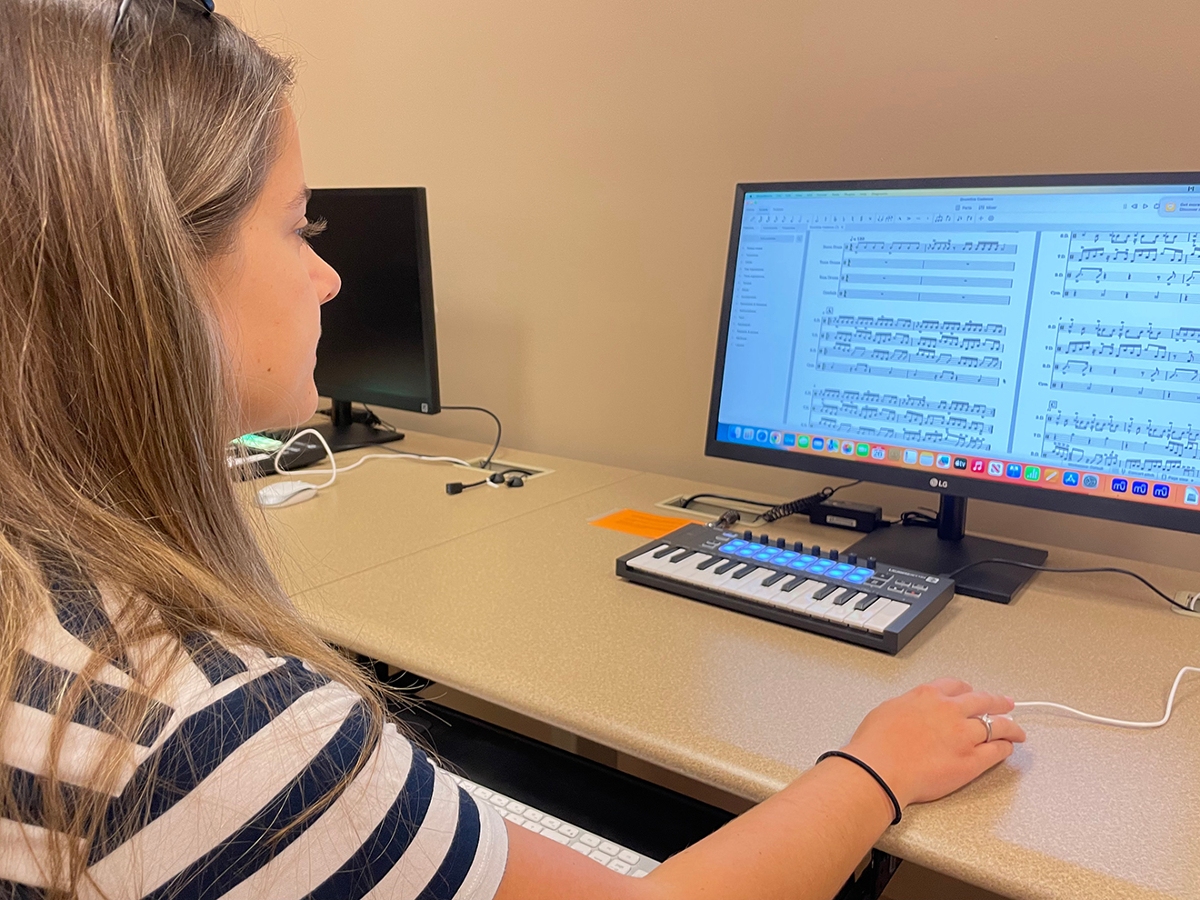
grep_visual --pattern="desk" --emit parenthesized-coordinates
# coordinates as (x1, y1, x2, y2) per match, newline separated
(263, 432, 1200, 900)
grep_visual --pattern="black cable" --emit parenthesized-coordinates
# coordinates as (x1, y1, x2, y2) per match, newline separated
(942, 559, 1190, 612)
(441, 405, 502, 468)
(760, 480, 862, 523)
(679, 493, 775, 511)
(896, 508, 938, 528)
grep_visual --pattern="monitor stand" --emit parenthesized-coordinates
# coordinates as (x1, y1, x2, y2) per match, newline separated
(309, 399, 405, 454)
(846, 495, 1047, 604)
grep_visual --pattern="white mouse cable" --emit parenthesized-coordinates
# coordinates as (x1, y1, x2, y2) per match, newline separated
(1012, 666, 1199, 729)
(271, 428, 338, 490)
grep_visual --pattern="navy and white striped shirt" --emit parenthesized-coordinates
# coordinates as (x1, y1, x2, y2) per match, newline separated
(1, 561, 509, 899)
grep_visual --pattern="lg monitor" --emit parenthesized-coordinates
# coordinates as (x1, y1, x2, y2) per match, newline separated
(306, 186, 440, 451)
(707, 173, 1200, 602)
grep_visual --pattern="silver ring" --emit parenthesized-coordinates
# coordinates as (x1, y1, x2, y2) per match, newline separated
(976, 713, 994, 743)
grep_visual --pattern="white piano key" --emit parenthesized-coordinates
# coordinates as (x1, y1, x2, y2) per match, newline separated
(824, 590, 865, 623)
(625, 544, 673, 573)
(843, 595, 885, 629)
(784, 579, 827, 612)
(803, 586, 844, 620)
(685, 559, 743, 590)
(724, 567, 779, 599)
(863, 600, 911, 633)
(654, 551, 711, 580)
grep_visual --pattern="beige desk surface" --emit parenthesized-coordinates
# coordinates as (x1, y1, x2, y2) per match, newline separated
(266, 437, 1200, 900)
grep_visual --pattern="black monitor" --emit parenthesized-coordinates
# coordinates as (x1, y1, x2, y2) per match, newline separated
(707, 173, 1200, 602)
(306, 186, 440, 451)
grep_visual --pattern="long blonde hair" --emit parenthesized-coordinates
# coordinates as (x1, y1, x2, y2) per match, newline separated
(0, 0, 386, 892)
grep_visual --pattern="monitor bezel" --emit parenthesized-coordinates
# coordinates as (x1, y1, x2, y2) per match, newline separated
(311, 186, 441, 415)
(705, 172, 1200, 535)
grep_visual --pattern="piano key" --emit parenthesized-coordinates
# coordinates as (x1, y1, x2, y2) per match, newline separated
(684, 560, 741, 590)
(811, 583, 839, 601)
(668, 548, 697, 564)
(825, 593, 864, 622)
(863, 600, 911, 633)
(853, 593, 881, 612)
(625, 544, 672, 572)
(830, 588, 858, 606)
(659, 553, 714, 580)
(652, 545, 679, 559)
(713, 560, 741, 575)
(726, 568, 779, 599)
(751, 574, 801, 603)
(844, 596, 887, 629)
(696, 555, 722, 570)
(729, 563, 761, 580)
(784, 579, 827, 612)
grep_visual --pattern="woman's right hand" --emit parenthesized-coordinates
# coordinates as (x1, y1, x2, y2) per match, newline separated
(841, 678, 1026, 809)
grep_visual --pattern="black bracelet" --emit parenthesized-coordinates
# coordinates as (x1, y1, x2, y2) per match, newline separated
(816, 750, 902, 826)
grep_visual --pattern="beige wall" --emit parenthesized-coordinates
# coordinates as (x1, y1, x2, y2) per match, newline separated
(228, 0, 1200, 568)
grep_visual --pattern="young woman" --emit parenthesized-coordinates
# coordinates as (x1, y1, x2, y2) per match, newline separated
(0, 2, 1025, 898)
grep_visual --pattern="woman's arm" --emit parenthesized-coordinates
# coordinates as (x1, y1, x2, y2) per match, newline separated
(494, 679, 1024, 900)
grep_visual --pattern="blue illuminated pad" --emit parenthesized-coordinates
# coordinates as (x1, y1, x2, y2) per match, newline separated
(851, 568, 872, 578)
(806, 560, 835, 573)
(737, 547, 759, 557)
(719, 541, 745, 553)
(828, 564, 854, 578)
(845, 573, 869, 584)
(774, 551, 799, 565)
(753, 550, 779, 561)
(788, 555, 818, 569)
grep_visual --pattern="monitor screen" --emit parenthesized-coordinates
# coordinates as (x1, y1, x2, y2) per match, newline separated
(308, 187, 440, 414)
(707, 174, 1200, 533)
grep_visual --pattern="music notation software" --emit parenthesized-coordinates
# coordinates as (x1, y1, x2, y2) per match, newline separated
(716, 185, 1200, 509)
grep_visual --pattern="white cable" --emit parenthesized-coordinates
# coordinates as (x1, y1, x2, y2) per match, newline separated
(1012, 666, 1199, 729)
(272, 428, 337, 489)
(270, 435, 479, 492)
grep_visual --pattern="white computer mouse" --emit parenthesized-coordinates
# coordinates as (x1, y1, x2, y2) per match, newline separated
(257, 480, 319, 508)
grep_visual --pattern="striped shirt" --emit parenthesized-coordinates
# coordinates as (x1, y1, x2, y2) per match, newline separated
(1, 559, 509, 899)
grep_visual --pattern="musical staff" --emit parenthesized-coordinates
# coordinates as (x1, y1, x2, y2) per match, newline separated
(1039, 409, 1200, 481)
(811, 390, 993, 437)
(1053, 361, 1200, 382)
(821, 314, 1006, 335)
(1058, 322, 1200, 342)
(1060, 231, 1200, 305)
(839, 234, 1021, 307)
(823, 346, 1002, 370)
(1051, 316, 1200, 405)
(818, 361, 1000, 386)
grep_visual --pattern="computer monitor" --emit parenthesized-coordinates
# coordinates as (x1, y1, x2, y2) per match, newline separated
(305, 186, 440, 451)
(707, 173, 1200, 602)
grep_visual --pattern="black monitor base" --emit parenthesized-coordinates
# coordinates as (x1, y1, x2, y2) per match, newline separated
(308, 420, 404, 455)
(295, 399, 405, 454)
(847, 495, 1048, 604)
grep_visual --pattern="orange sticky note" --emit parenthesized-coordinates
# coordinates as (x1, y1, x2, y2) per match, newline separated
(590, 508, 701, 539)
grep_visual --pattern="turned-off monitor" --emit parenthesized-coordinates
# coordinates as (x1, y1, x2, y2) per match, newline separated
(706, 173, 1200, 534)
(308, 187, 440, 415)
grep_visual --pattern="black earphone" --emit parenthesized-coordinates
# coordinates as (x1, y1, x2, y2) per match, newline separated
(446, 468, 532, 495)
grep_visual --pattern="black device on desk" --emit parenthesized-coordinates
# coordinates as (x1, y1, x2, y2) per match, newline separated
(617, 523, 954, 654)
(303, 186, 441, 453)
(704, 172, 1200, 603)
(227, 433, 327, 480)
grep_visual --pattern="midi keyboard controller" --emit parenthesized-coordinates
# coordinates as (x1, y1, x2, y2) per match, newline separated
(616, 523, 956, 654)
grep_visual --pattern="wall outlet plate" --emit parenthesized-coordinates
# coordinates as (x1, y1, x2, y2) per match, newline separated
(1172, 591, 1200, 618)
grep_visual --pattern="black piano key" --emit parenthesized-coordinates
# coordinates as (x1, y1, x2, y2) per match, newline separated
(831, 588, 857, 606)
(653, 545, 679, 559)
(669, 549, 696, 564)
(697, 556, 722, 571)
(812, 583, 838, 601)
(780, 577, 809, 592)
(761, 571, 790, 587)
(713, 559, 740, 575)
(730, 563, 758, 579)
(853, 594, 881, 612)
